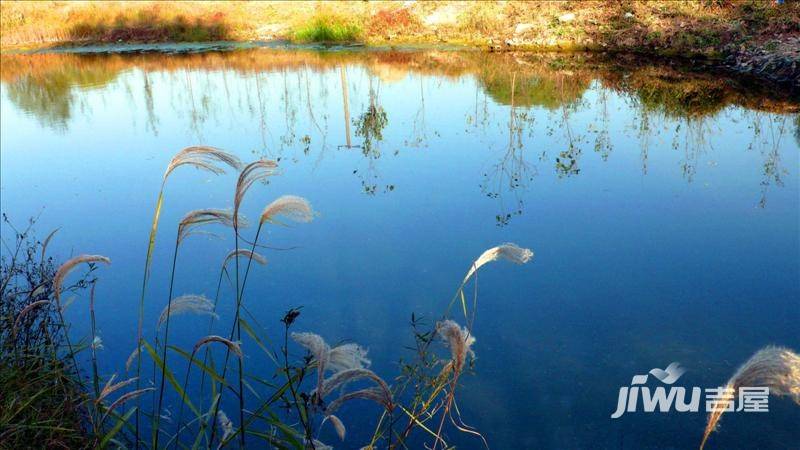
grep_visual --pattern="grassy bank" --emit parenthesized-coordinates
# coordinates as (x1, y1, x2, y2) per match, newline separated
(1, 1, 798, 59)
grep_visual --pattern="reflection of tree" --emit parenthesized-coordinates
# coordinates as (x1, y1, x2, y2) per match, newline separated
(480, 73, 537, 226)
(747, 113, 789, 208)
(591, 86, 612, 161)
(554, 89, 585, 178)
(673, 117, 714, 183)
(354, 78, 388, 157)
(142, 71, 158, 135)
(350, 76, 392, 195)
(406, 77, 429, 148)
(4, 63, 118, 131)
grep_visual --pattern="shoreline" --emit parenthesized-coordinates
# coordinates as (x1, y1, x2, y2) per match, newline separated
(3, 39, 798, 94)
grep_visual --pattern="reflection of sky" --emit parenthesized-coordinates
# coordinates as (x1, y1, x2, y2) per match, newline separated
(1, 54, 799, 449)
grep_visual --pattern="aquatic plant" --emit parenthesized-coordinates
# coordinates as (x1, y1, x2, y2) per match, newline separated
(260, 195, 316, 225)
(700, 346, 800, 449)
(157, 294, 217, 328)
(5, 167, 542, 450)
(435, 319, 476, 375)
(53, 254, 110, 304)
(463, 243, 533, 283)
(135, 145, 240, 446)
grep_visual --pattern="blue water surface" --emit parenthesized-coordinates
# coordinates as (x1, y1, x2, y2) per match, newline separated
(1, 48, 798, 449)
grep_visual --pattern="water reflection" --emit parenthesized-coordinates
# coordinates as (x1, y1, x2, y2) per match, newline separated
(1, 48, 797, 221)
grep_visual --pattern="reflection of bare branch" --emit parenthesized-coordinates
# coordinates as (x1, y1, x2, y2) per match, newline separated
(480, 73, 537, 226)
(406, 77, 428, 148)
(142, 71, 158, 135)
(747, 113, 788, 208)
(592, 87, 612, 161)
(674, 117, 715, 183)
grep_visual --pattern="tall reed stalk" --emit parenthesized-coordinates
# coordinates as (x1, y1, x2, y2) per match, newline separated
(134, 146, 240, 448)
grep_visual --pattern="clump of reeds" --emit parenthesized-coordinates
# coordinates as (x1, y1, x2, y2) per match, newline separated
(700, 346, 800, 449)
(135, 145, 240, 446)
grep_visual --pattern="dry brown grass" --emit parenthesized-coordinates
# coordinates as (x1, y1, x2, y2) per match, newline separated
(2, 1, 797, 55)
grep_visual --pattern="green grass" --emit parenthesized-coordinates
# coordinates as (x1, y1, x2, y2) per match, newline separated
(293, 16, 362, 43)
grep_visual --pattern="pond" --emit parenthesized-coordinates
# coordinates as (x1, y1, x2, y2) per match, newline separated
(1, 46, 798, 449)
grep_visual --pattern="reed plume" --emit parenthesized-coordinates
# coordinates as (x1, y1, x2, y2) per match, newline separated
(316, 368, 390, 400)
(323, 414, 346, 441)
(12, 300, 51, 337)
(96, 375, 138, 404)
(163, 146, 243, 184)
(40, 227, 59, 265)
(435, 320, 476, 374)
(53, 254, 111, 304)
(216, 410, 234, 445)
(101, 388, 154, 424)
(292, 332, 372, 396)
(463, 243, 533, 283)
(140, 145, 240, 446)
(259, 195, 315, 225)
(177, 209, 242, 244)
(125, 346, 142, 372)
(700, 346, 800, 449)
(325, 387, 394, 415)
(292, 332, 331, 395)
(157, 294, 217, 328)
(222, 249, 267, 268)
(233, 159, 279, 230)
(193, 335, 243, 359)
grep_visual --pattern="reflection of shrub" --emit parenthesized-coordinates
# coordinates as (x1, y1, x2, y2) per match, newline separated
(354, 102, 388, 155)
(293, 15, 361, 43)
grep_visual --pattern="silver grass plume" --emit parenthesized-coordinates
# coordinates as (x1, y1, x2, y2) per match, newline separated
(700, 346, 800, 449)
(463, 243, 533, 283)
(222, 249, 267, 269)
(436, 320, 476, 375)
(193, 335, 243, 359)
(101, 388, 154, 424)
(12, 300, 51, 337)
(177, 209, 243, 244)
(96, 374, 138, 404)
(329, 343, 371, 373)
(233, 160, 279, 230)
(322, 414, 346, 441)
(125, 346, 143, 372)
(291, 332, 371, 395)
(315, 368, 390, 400)
(53, 254, 111, 304)
(163, 146, 242, 184)
(325, 387, 394, 415)
(216, 410, 234, 446)
(259, 195, 316, 225)
(291, 332, 331, 395)
(157, 295, 217, 328)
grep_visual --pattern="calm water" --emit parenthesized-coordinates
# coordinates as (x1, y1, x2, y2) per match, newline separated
(1, 47, 799, 449)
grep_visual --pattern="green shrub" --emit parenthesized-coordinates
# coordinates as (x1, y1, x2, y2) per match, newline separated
(293, 15, 361, 43)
